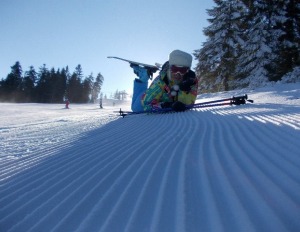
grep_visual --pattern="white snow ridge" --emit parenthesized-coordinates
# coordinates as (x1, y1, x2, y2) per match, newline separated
(1, 83, 300, 232)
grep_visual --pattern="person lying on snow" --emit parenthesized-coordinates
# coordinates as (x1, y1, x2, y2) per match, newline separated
(131, 50, 198, 113)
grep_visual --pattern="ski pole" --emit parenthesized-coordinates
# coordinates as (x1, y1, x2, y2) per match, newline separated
(190, 94, 250, 108)
(116, 95, 253, 117)
(117, 102, 231, 117)
(114, 107, 173, 118)
(188, 101, 237, 110)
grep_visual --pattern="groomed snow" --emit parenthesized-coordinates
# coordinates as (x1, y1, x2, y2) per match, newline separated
(0, 83, 300, 232)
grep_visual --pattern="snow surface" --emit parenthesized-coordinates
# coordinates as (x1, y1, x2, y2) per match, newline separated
(1, 83, 300, 232)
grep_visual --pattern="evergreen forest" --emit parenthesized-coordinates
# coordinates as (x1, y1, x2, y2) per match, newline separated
(0, 62, 104, 103)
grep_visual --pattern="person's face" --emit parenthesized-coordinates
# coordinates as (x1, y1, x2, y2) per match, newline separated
(170, 65, 189, 81)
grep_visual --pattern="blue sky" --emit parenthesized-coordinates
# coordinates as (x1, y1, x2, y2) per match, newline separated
(0, 0, 213, 96)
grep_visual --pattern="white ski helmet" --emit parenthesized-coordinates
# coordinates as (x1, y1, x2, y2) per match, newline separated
(169, 50, 192, 68)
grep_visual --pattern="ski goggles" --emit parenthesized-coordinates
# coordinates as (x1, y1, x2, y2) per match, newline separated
(170, 65, 189, 75)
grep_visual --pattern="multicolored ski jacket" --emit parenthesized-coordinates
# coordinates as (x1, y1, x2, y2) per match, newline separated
(141, 63, 198, 111)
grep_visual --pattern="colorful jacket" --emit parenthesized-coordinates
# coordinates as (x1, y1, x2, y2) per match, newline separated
(141, 62, 198, 111)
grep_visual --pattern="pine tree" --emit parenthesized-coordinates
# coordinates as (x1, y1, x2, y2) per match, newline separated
(23, 66, 37, 102)
(82, 74, 93, 103)
(2, 61, 23, 102)
(92, 73, 104, 102)
(195, 0, 247, 92)
(66, 65, 83, 103)
(36, 64, 50, 103)
(74, 64, 83, 79)
(272, 0, 300, 80)
(236, 0, 288, 85)
(55, 68, 67, 103)
(48, 68, 57, 103)
(114, 89, 120, 100)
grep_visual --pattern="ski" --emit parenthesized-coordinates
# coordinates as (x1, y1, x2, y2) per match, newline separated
(107, 56, 161, 76)
(115, 94, 253, 117)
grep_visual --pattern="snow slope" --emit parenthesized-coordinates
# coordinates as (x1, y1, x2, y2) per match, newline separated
(0, 83, 300, 232)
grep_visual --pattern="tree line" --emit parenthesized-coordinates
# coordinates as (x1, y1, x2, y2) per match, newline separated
(0, 62, 104, 103)
(195, 0, 300, 92)
(113, 90, 128, 100)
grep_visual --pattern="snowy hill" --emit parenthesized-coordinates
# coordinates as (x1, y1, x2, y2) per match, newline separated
(1, 83, 300, 232)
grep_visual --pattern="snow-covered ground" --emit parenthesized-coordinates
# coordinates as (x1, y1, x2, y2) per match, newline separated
(0, 83, 300, 232)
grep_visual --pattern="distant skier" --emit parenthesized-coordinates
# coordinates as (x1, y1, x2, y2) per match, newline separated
(65, 99, 70, 109)
(99, 93, 103, 109)
(131, 50, 198, 112)
(99, 99, 103, 109)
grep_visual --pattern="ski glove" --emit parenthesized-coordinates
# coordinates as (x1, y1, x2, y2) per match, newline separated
(179, 77, 196, 92)
(131, 64, 150, 83)
(161, 102, 173, 109)
(172, 101, 186, 112)
(232, 98, 246, 105)
(179, 71, 196, 92)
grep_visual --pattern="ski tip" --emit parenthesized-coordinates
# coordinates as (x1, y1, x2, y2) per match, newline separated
(155, 63, 162, 69)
